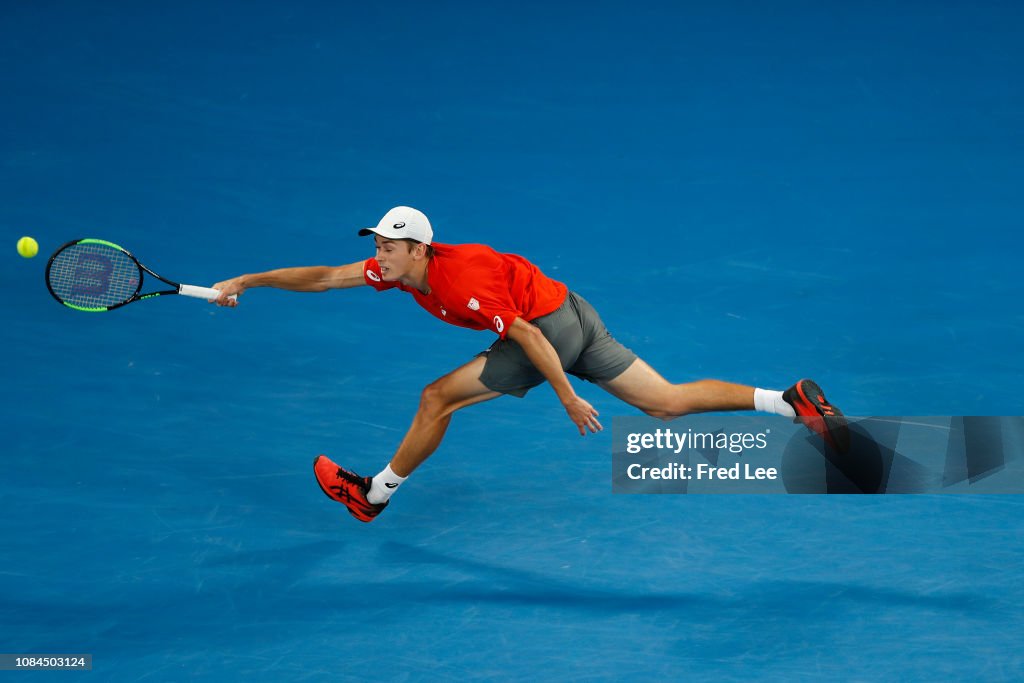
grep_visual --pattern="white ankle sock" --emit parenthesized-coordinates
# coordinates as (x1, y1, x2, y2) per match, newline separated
(366, 464, 407, 505)
(754, 388, 796, 418)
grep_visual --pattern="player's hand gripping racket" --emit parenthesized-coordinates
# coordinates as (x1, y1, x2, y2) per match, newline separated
(45, 238, 235, 312)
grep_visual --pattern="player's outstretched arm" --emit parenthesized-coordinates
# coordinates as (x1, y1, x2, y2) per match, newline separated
(210, 261, 367, 307)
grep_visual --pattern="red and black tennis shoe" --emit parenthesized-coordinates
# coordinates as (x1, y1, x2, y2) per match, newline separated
(313, 455, 388, 523)
(783, 379, 850, 453)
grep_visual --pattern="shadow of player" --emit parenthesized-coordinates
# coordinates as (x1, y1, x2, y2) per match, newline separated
(781, 420, 887, 493)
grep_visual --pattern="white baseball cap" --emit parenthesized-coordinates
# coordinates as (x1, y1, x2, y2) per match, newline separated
(358, 206, 433, 245)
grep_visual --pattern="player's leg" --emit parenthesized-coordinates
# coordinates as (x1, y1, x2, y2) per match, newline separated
(599, 358, 848, 451)
(567, 291, 848, 450)
(313, 355, 500, 522)
(562, 293, 758, 418)
(389, 355, 501, 476)
(598, 358, 755, 419)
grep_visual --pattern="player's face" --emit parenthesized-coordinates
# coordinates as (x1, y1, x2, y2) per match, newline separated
(374, 236, 415, 280)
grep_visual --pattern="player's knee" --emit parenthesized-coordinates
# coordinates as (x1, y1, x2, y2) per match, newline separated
(642, 407, 683, 421)
(614, 375, 695, 420)
(418, 379, 456, 419)
(639, 392, 693, 420)
(418, 381, 444, 416)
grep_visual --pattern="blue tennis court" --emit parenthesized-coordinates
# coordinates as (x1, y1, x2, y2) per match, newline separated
(3, 1, 1023, 680)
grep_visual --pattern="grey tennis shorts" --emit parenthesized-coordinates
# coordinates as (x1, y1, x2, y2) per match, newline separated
(477, 291, 638, 398)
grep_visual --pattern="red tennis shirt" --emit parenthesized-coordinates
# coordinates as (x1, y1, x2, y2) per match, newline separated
(362, 243, 567, 339)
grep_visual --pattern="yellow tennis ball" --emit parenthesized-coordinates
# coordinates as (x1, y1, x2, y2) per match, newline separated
(17, 236, 39, 258)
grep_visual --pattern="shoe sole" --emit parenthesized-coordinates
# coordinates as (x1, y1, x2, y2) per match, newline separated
(312, 455, 342, 502)
(791, 380, 850, 453)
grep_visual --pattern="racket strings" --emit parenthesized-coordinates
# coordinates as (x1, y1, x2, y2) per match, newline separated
(48, 243, 140, 308)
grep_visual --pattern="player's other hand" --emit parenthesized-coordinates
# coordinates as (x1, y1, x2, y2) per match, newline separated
(210, 276, 245, 307)
(564, 395, 602, 436)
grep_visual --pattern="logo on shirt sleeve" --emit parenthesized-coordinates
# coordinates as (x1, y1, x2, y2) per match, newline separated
(366, 270, 381, 282)
(467, 297, 480, 311)
(493, 316, 504, 333)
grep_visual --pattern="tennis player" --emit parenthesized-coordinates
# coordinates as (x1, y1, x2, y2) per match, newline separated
(211, 207, 848, 522)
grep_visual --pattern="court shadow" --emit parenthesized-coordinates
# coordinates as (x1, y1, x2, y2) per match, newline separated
(1, 539, 995, 661)
(781, 420, 889, 493)
(376, 542, 992, 614)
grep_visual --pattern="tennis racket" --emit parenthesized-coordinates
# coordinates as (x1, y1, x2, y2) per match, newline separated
(45, 238, 234, 312)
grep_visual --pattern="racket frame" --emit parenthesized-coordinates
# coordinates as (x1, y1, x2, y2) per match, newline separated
(45, 238, 224, 312)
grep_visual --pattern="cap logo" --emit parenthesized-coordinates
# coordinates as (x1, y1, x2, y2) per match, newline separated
(393, 222, 406, 229)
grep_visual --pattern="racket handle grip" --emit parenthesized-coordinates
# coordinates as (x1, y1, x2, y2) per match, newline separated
(179, 284, 237, 301)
